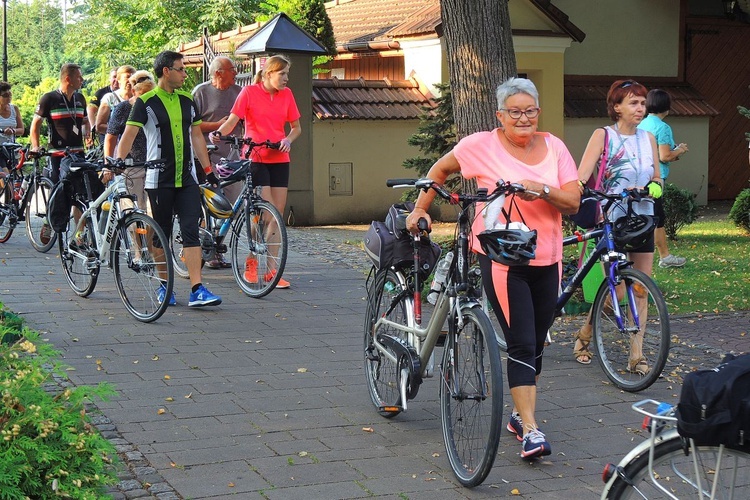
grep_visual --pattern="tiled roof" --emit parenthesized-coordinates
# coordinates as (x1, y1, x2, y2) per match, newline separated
(312, 77, 437, 120)
(564, 80, 719, 118)
(324, 0, 438, 44)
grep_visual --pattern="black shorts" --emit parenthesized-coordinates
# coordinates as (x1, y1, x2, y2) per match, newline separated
(654, 196, 665, 229)
(251, 162, 289, 188)
(147, 184, 202, 247)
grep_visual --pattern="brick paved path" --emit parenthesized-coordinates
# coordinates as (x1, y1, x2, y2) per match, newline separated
(1, 231, 747, 499)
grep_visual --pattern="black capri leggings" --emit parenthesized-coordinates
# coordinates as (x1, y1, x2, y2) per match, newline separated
(478, 254, 560, 388)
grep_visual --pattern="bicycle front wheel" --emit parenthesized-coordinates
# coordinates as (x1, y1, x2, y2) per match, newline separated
(112, 212, 174, 323)
(363, 268, 411, 418)
(231, 200, 287, 298)
(26, 177, 56, 252)
(593, 267, 670, 392)
(605, 435, 750, 499)
(58, 211, 99, 297)
(0, 180, 15, 242)
(440, 304, 503, 487)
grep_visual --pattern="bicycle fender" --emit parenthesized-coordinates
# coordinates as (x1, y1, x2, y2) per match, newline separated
(377, 332, 422, 399)
(600, 428, 680, 499)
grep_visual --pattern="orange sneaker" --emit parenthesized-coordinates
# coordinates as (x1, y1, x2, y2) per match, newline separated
(264, 269, 290, 289)
(275, 278, 290, 289)
(244, 257, 258, 282)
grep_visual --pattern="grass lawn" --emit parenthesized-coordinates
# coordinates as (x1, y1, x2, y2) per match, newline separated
(653, 217, 749, 315)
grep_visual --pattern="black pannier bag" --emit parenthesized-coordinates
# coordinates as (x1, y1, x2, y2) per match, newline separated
(47, 164, 106, 233)
(364, 203, 441, 278)
(677, 353, 750, 449)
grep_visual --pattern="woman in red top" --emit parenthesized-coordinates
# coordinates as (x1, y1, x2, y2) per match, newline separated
(212, 55, 301, 289)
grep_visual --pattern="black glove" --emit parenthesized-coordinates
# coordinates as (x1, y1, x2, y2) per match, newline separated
(205, 172, 219, 186)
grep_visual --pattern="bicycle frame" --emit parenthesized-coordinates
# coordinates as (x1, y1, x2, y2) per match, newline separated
(371, 190, 486, 408)
(557, 199, 644, 334)
(66, 171, 142, 267)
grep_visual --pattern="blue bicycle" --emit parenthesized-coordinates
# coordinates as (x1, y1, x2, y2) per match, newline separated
(557, 188, 670, 392)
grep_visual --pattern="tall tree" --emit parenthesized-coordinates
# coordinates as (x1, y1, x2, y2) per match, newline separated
(6, 0, 66, 88)
(439, 0, 516, 139)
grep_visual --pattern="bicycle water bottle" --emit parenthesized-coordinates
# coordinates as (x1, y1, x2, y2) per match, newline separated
(20, 177, 29, 194)
(98, 201, 111, 233)
(427, 251, 453, 305)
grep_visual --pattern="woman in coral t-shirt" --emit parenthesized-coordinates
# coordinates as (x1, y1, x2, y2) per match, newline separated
(212, 55, 301, 289)
(406, 78, 580, 461)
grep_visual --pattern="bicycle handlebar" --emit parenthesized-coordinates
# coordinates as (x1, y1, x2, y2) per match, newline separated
(69, 157, 167, 172)
(212, 134, 282, 151)
(386, 177, 528, 206)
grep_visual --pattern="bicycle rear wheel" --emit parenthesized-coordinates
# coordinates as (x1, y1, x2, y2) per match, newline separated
(26, 177, 56, 252)
(0, 180, 15, 242)
(363, 268, 411, 418)
(58, 210, 99, 297)
(593, 267, 670, 392)
(605, 435, 750, 499)
(440, 304, 503, 487)
(231, 200, 287, 298)
(112, 212, 173, 323)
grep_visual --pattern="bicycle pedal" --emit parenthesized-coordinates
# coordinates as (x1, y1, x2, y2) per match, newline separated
(379, 405, 404, 413)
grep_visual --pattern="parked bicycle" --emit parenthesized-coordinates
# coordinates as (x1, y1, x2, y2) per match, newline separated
(54, 155, 173, 323)
(170, 135, 287, 298)
(557, 187, 670, 392)
(600, 399, 750, 499)
(363, 178, 531, 487)
(0, 143, 56, 251)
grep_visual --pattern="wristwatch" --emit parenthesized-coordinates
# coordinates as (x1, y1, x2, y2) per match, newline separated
(542, 185, 550, 199)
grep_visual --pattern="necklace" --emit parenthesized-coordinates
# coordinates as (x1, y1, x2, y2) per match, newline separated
(504, 133, 536, 164)
(612, 123, 642, 172)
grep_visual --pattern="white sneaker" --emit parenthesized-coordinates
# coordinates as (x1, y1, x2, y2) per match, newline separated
(658, 254, 686, 268)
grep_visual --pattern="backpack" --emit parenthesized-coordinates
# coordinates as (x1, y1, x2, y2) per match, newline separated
(677, 353, 750, 449)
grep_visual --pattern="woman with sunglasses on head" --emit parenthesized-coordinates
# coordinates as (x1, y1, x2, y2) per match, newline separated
(572, 80, 662, 370)
(0, 82, 24, 173)
(102, 70, 154, 213)
(405, 78, 580, 460)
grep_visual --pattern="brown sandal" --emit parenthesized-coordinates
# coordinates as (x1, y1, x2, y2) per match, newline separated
(628, 357, 650, 375)
(573, 324, 593, 365)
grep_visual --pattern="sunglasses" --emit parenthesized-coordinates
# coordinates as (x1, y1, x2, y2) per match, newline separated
(0, 92, 10, 98)
(619, 80, 639, 89)
(134, 76, 151, 84)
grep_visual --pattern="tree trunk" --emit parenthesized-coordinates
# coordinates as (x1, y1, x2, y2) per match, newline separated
(439, 0, 517, 140)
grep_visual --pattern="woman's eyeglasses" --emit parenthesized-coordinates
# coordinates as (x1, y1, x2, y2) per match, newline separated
(501, 107, 540, 120)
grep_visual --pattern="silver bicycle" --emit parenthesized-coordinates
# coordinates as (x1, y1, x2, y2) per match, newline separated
(56, 157, 173, 322)
(601, 400, 750, 499)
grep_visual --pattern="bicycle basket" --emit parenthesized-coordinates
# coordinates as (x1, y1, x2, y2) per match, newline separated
(613, 214, 655, 251)
(215, 160, 248, 183)
(200, 186, 233, 219)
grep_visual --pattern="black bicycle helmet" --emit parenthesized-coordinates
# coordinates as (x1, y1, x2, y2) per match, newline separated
(613, 214, 655, 250)
(215, 160, 248, 183)
(477, 227, 537, 266)
(200, 186, 233, 219)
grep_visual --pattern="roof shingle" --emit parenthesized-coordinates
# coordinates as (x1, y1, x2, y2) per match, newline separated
(564, 81, 719, 118)
(312, 77, 436, 120)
